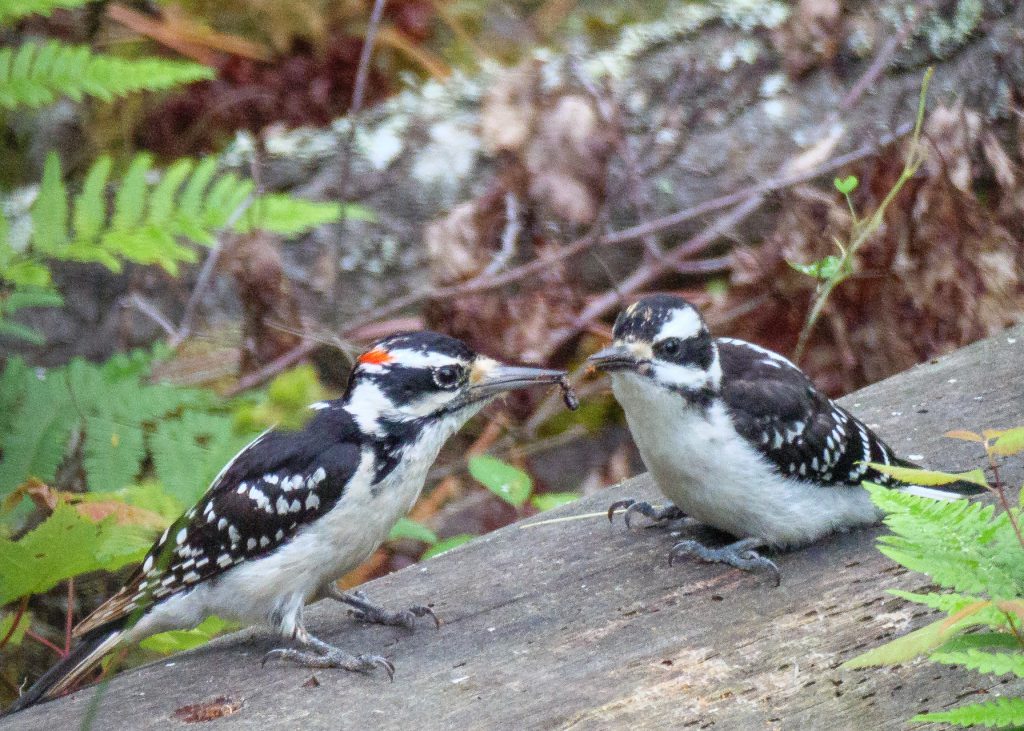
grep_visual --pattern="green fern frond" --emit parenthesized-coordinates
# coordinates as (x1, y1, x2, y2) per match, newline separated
(930, 647, 1024, 678)
(18, 152, 344, 277)
(0, 0, 92, 25)
(864, 483, 1024, 598)
(914, 696, 1024, 727)
(0, 41, 214, 109)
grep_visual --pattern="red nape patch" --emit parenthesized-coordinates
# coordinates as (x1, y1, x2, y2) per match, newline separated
(358, 348, 393, 365)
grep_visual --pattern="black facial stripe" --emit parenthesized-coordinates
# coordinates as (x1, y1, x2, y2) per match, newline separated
(365, 365, 441, 404)
(661, 331, 714, 370)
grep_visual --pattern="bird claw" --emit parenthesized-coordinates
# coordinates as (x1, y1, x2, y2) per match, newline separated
(262, 645, 395, 680)
(335, 588, 441, 630)
(607, 499, 686, 530)
(668, 537, 781, 586)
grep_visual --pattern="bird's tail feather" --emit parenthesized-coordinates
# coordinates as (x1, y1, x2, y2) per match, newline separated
(898, 484, 980, 500)
(3, 623, 124, 716)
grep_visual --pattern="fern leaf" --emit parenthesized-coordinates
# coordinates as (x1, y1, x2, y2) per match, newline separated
(914, 697, 1024, 727)
(0, 41, 213, 110)
(0, 0, 93, 24)
(82, 414, 146, 492)
(930, 647, 1024, 677)
(152, 412, 249, 505)
(0, 369, 75, 496)
(72, 154, 110, 245)
(111, 153, 152, 231)
(864, 483, 1024, 598)
(31, 152, 67, 253)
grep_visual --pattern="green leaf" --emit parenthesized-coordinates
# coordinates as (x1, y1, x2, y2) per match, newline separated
(530, 492, 580, 511)
(111, 154, 151, 231)
(82, 414, 146, 491)
(913, 697, 1024, 727)
(930, 647, 1024, 677)
(0, 318, 45, 344)
(387, 517, 438, 544)
(72, 154, 111, 245)
(787, 255, 842, 281)
(833, 175, 859, 194)
(843, 616, 964, 668)
(0, 41, 214, 110)
(0, 502, 152, 605)
(139, 615, 236, 654)
(32, 152, 68, 253)
(4, 288, 63, 311)
(468, 456, 532, 507)
(991, 427, 1024, 457)
(866, 463, 988, 488)
(0, 368, 75, 496)
(152, 412, 250, 505)
(421, 534, 475, 560)
(236, 194, 344, 236)
(0, 0, 92, 24)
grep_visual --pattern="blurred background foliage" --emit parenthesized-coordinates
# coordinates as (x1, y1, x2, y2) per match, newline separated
(1, 0, 1023, 711)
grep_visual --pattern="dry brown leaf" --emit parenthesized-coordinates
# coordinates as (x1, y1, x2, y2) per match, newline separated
(172, 696, 243, 723)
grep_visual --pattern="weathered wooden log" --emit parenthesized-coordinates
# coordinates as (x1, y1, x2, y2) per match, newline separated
(6, 325, 1023, 729)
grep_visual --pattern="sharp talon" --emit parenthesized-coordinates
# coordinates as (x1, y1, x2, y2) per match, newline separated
(667, 537, 780, 584)
(607, 499, 636, 523)
(411, 605, 442, 629)
(261, 649, 284, 667)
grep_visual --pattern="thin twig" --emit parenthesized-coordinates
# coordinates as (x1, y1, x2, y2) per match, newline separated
(223, 340, 318, 397)
(171, 194, 255, 348)
(25, 629, 65, 657)
(227, 124, 914, 393)
(64, 578, 74, 654)
(123, 293, 178, 338)
(339, 0, 389, 196)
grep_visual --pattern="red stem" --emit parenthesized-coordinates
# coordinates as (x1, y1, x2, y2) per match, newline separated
(0, 596, 29, 650)
(25, 629, 66, 658)
(65, 578, 75, 654)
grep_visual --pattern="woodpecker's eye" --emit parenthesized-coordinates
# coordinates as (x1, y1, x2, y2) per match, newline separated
(656, 338, 682, 358)
(432, 364, 464, 389)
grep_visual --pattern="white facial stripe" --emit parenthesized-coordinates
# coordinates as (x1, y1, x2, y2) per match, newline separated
(386, 348, 466, 369)
(653, 361, 713, 390)
(657, 307, 704, 341)
(346, 379, 393, 434)
(405, 389, 460, 417)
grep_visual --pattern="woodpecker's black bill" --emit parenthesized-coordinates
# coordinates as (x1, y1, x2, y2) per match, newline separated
(588, 345, 644, 373)
(470, 364, 566, 397)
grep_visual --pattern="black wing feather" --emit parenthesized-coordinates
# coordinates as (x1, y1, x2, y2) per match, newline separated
(718, 339, 906, 487)
(76, 402, 363, 634)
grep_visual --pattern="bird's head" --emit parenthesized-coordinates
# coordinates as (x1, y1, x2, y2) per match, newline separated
(344, 331, 565, 434)
(588, 295, 721, 398)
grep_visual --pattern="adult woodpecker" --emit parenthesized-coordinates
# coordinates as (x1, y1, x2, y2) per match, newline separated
(7, 331, 565, 714)
(589, 294, 981, 584)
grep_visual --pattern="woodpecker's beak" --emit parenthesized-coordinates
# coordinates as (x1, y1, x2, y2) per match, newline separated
(469, 360, 566, 398)
(588, 344, 643, 372)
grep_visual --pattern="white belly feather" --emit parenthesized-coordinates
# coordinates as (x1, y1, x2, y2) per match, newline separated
(610, 373, 881, 549)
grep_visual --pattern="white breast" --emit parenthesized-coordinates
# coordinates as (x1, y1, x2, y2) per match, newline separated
(609, 373, 881, 549)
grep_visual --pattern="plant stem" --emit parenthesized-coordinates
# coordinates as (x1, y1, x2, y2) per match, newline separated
(0, 596, 29, 650)
(793, 67, 933, 362)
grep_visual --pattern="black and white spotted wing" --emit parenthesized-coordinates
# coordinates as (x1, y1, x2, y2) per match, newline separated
(717, 338, 908, 488)
(75, 403, 363, 635)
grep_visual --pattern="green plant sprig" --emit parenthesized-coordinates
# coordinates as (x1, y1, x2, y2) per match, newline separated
(792, 66, 934, 362)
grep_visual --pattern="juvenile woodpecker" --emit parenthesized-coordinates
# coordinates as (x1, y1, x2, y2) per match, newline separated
(589, 294, 981, 584)
(7, 332, 565, 714)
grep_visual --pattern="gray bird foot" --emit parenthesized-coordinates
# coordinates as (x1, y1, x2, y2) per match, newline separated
(607, 499, 687, 530)
(262, 635, 395, 680)
(330, 587, 440, 630)
(668, 536, 781, 586)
